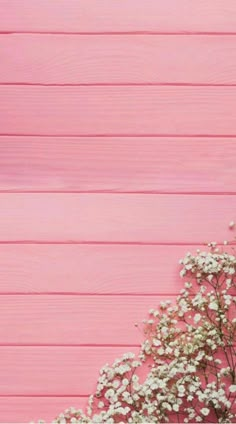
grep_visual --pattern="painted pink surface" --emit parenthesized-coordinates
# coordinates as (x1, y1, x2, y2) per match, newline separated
(0, 397, 88, 423)
(2, 35, 236, 84)
(0, 137, 235, 193)
(0, 295, 166, 345)
(0, 346, 140, 395)
(0, 1, 236, 422)
(1, 0, 236, 33)
(0, 193, 235, 243)
(0, 244, 203, 294)
(2, 86, 236, 135)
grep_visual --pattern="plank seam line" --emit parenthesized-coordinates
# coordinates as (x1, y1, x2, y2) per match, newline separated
(0, 292, 180, 296)
(0, 343, 141, 347)
(0, 394, 90, 397)
(1, 31, 236, 36)
(0, 394, 90, 398)
(0, 241, 211, 246)
(1, 133, 236, 138)
(0, 190, 236, 195)
(2, 82, 236, 87)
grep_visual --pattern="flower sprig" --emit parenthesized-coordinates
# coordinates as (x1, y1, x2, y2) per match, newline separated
(37, 226, 236, 424)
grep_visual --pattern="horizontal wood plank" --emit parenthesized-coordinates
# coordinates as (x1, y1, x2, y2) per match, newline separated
(0, 193, 234, 243)
(0, 295, 167, 344)
(0, 348, 232, 422)
(1, 34, 236, 84)
(0, 136, 235, 193)
(0, 347, 233, 393)
(0, 0, 236, 33)
(0, 396, 88, 423)
(0, 244, 197, 294)
(0, 346, 139, 395)
(1, 86, 236, 135)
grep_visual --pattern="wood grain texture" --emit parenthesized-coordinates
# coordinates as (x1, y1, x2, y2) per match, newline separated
(0, 346, 139, 395)
(0, 193, 234, 243)
(0, 136, 235, 193)
(0, 295, 168, 344)
(1, 0, 236, 33)
(0, 396, 88, 423)
(2, 86, 236, 136)
(2, 34, 236, 84)
(0, 244, 198, 294)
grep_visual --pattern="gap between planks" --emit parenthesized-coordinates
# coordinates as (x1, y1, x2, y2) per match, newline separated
(0, 292, 180, 296)
(0, 394, 89, 398)
(2, 83, 236, 87)
(1, 133, 236, 138)
(2, 134, 236, 138)
(0, 241, 211, 246)
(0, 190, 236, 195)
(2, 31, 236, 36)
(0, 343, 141, 347)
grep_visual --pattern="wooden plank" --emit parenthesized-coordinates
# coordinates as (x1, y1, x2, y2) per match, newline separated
(2, 34, 236, 84)
(0, 294, 171, 344)
(0, 346, 139, 395)
(0, 193, 234, 243)
(0, 396, 88, 423)
(0, 351, 232, 423)
(0, 136, 235, 193)
(0, 0, 236, 33)
(0, 244, 197, 294)
(1, 86, 236, 136)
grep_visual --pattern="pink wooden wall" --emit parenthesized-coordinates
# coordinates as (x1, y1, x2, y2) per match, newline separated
(1, 1, 236, 421)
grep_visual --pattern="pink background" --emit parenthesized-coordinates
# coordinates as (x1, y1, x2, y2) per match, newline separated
(0, 0, 236, 421)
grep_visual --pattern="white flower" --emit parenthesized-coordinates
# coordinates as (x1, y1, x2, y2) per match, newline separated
(207, 274, 214, 282)
(229, 220, 235, 229)
(187, 364, 196, 373)
(157, 347, 165, 355)
(105, 389, 115, 400)
(174, 348, 180, 357)
(162, 402, 172, 411)
(178, 385, 185, 393)
(194, 313, 201, 323)
(153, 339, 161, 347)
(112, 380, 120, 389)
(98, 401, 104, 409)
(209, 301, 218, 310)
(122, 352, 135, 360)
(158, 380, 166, 389)
(200, 408, 210, 416)
(229, 385, 236, 393)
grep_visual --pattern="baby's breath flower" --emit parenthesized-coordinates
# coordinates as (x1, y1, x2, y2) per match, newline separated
(200, 407, 210, 416)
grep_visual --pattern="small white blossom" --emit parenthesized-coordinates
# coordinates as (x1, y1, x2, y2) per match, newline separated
(194, 313, 201, 323)
(209, 301, 218, 310)
(201, 408, 210, 416)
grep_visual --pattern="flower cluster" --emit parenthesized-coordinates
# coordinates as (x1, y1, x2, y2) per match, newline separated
(37, 236, 236, 423)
